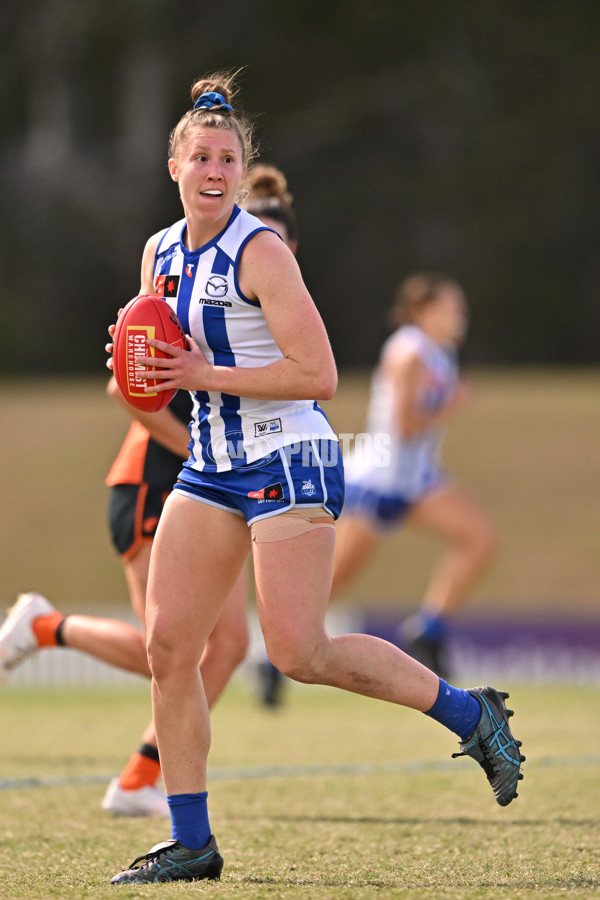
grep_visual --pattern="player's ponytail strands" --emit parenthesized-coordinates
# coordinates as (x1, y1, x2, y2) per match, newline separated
(193, 92, 233, 112)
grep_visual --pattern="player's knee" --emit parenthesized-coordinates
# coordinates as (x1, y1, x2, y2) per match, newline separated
(471, 519, 499, 565)
(266, 637, 326, 684)
(453, 509, 498, 561)
(146, 629, 198, 682)
(146, 633, 170, 681)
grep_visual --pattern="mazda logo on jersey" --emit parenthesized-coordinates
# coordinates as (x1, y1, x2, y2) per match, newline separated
(205, 275, 229, 298)
(155, 274, 180, 298)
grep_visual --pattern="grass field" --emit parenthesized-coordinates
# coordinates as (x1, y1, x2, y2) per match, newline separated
(1, 682, 599, 898)
(1, 370, 599, 896)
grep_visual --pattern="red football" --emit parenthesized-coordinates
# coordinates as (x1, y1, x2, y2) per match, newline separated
(112, 294, 188, 412)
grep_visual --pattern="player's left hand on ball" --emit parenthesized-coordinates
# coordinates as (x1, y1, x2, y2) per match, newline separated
(139, 335, 211, 392)
(105, 311, 124, 370)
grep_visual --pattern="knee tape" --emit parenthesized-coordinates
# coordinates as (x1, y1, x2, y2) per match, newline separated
(251, 506, 335, 544)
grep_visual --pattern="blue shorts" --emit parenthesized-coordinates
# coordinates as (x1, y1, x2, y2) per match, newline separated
(174, 439, 344, 525)
(343, 473, 446, 530)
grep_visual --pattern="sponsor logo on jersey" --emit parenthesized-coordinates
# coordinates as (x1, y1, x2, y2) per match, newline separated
(205, 274, 229, 298)
(198, 297, 232, 307)
(158, 249, 177, 266)
(301, 479, 317, 497)
(155, 274, 180, 298)
(254, 418, 282, 437)
(185, 263, 195, 277)
(247, 482, 284, 501)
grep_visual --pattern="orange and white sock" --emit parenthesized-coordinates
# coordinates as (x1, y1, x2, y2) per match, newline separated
(118, 743, 161, 791)
(32, 613, 67, 647)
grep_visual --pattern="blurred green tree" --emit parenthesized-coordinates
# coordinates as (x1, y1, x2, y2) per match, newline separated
(1, 0, 599, 372)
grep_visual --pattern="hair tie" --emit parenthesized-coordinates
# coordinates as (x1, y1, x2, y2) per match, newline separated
(193, 91, 233, 112)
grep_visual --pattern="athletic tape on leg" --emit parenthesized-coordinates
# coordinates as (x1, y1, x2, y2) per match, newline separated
(251, 507, 335, 543)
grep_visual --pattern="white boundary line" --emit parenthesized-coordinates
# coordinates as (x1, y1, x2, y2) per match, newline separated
(2, 754, 599, 792)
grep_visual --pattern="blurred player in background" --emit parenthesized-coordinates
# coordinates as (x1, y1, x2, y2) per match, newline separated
(332, 273, 497, 677)
(243, 163, 298, 255)
(101, 70, 523, 885)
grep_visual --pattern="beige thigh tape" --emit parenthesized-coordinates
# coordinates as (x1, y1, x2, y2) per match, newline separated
(251, 506, 335, 543)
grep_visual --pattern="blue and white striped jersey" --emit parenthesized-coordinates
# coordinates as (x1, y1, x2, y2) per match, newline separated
(346, 325, 458, 500)
(153, 205, 335, 472)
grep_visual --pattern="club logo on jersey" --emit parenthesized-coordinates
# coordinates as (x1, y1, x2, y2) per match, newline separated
(247, 482, 284, 501)
(254, 418, 282, 437)
(301, 479, 317, 497)
(185, 263, 195, 278)
(155, 274, 180, 298)
(142, 515, 160, 535)
(205, 275, 229, 298)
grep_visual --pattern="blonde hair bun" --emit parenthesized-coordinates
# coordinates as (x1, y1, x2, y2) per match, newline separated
(245, 165, 293, 207)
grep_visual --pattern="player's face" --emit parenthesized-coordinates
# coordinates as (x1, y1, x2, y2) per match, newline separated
(169, 128, 246, 225)
(420, 287, 468, 346)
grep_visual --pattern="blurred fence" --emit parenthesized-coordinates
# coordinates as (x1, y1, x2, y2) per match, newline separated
(5, 609, 600, 688)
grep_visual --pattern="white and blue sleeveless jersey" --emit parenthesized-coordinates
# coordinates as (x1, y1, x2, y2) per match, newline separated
(153, 205, 336, 472)
(346, 325, 458, 501)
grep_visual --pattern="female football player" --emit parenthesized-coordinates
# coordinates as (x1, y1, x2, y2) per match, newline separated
(332, 274, 498, 678)
(104, 70, 523, 884)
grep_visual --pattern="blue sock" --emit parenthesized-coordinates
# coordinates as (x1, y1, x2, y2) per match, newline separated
(414, 610, 447, 641)
(424, 678, 481, 741)
(167, 792, 211, 850)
